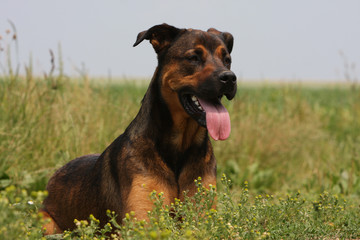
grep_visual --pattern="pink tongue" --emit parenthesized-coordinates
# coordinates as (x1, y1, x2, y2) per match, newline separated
(198, 98, 231, 141)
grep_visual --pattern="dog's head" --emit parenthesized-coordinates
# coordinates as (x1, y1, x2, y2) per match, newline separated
(134, 24, 237, 141)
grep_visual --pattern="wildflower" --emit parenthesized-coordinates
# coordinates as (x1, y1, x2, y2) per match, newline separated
(63, 232, 71, 238)
(149, 231, 158, 239)
(161, 229, 171, 238)
(81, 220, 88, 227)
(261, 231, 270, 239)
(5, 185, 16, 193)
(74, 219, 80, 227)
(184, 230, 192, 237)
(111, 234, 119, 239)
(106, 223, 112, 229)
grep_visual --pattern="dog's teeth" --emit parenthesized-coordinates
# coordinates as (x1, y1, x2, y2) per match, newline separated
(190, 95, 203, 110)
(191, 96, 199, 105)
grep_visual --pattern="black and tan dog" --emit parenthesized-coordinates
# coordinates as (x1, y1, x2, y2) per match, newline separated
(41, 23, 237, 234)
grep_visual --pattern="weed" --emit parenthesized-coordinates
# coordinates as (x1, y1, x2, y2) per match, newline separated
(2, 176, 358, 239)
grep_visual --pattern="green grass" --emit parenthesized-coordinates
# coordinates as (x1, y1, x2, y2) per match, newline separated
(218, 84, 360, 196)
(1, 174, 359, 239)
(1, 78, 360, 195)
(1, 76, 360, 239)
(1, 72, 360, 238)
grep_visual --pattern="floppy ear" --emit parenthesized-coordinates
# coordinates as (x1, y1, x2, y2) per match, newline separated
(207, 28, 234, 54)
(133, 23, 183, 54)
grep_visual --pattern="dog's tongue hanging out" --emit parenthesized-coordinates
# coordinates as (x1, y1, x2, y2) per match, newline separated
(198, 98, 231, 141)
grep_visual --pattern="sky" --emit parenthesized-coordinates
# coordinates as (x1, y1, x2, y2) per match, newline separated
(1, 0, 360, 82)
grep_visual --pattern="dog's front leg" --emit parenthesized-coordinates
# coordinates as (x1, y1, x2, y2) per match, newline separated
(126, 175, 177, 221)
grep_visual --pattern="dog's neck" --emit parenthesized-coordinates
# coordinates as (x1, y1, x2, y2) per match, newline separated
(128, 68, 208, 152)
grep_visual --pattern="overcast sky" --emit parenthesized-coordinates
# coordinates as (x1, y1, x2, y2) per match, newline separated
(1, 0, 360, 81)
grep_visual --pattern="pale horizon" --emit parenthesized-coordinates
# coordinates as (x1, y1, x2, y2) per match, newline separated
(1, 0, 360, 82)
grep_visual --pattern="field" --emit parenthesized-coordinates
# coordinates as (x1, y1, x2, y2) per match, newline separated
(1, 72, 360, 238)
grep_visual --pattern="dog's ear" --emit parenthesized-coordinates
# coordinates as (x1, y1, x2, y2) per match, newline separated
(133, 23, 183, 54)
(207, 28, 234, 54)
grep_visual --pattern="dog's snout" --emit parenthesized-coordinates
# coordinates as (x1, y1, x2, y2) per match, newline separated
(219, 71, 236, 84)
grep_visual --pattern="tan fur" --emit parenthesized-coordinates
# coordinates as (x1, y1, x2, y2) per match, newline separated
(40, 211, 62, 235)
(126, 175, 177, 220)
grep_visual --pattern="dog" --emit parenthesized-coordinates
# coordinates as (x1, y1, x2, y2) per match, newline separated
(41, 23, 237, 234)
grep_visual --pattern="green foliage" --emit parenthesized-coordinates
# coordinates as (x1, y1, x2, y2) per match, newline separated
(1, 177, 358, 239)
(0, 185, 47, 239)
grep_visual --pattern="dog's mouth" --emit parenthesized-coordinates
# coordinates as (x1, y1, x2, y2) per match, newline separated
(179, 93, 231, 141)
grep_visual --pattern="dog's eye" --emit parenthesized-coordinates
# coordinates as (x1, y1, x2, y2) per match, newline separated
(224, 57, 231, 67)
(187, 54, 201, 63)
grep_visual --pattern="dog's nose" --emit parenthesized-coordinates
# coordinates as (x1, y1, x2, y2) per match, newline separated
(219, 71, 237, 100)
(219, 71, 236, 84)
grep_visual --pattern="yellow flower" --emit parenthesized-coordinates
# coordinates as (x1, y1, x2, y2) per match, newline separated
(149, 230, 158, 239)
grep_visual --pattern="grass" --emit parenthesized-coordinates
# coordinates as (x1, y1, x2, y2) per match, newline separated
(1, 77, 360, 196)
(0, 27, 360, 238)
(218, 84, 360, 195)
(1, 75, 360, 239)
(1, 174, 359, 239)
